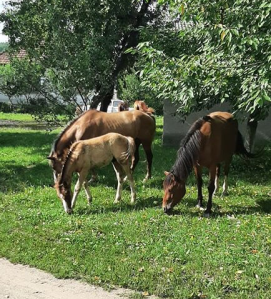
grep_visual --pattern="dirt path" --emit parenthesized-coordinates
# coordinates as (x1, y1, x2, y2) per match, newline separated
(0, 258, 131, 299)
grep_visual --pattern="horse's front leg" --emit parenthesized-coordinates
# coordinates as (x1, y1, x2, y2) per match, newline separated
(205, 166, 216, 216)
(71, 171, 88, 209)
(88, 170, 98, 183)
(82, 180, 92, 205)
(194, 165, 204, 209)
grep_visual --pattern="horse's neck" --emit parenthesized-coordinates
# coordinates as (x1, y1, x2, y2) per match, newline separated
(60, 151, 76, 185)
(56, 131, 76, 158)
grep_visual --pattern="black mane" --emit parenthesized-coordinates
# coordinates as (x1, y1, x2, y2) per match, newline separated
(171, 116, 211, 181)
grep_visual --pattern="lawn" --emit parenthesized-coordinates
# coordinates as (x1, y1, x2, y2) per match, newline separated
(0, 115, 270, 298)
(0, 112, 35, 121)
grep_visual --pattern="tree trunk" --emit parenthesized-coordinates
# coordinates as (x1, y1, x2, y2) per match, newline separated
(246, 116, 258, 152)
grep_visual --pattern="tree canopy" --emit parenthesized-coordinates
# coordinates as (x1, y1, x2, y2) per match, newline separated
(0, 0, 160, 117)
(0, 0, 270, 123)
(136, 0, 271, 121)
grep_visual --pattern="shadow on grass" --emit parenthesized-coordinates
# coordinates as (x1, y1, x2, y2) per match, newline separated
(0, 163, 53, 193)
(0, 131, 56, 148)
(75, 196, 161, 216)
(162, 194, 271, 218)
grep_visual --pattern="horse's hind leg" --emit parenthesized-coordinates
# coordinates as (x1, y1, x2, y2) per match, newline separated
(112, 161, 125, 203)
(121, 163, 136, 203)
(113, 161, 136, 204)
(142, 140, 153, 181)
(222, 160, 231, 196)
(194, 165, 204, 209)
(82, 180, 92, 205)
(214, 164, 221, 195)
(206, 166, 216, 216)
(131, 138, 141, 171)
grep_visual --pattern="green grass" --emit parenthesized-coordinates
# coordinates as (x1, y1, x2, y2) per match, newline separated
(0, 112, 35, 121)
(0, 115, 270, 298)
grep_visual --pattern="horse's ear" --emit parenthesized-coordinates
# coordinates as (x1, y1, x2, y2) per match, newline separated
(47, 156, 56, 161)
(164, 171, 170, 176)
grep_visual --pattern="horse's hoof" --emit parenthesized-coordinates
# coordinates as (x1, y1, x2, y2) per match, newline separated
(196, 205, 205, 211)
(114, 199, 120, 204)
(204, 211, 212, 218)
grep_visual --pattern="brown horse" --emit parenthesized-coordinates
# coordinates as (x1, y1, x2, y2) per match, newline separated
(134, 100, 155, 115)
(162, 111, 255, 216)
(48, 109, 155, 182)
(55, 133, 136, 214)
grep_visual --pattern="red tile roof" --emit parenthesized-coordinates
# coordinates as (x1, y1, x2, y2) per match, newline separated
(0, 49, 27, 65)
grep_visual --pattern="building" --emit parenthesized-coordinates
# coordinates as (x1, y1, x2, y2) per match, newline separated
(163, 99, 271, 148)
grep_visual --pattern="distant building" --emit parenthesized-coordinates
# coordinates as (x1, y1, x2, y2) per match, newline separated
(0, 49, 27, 65)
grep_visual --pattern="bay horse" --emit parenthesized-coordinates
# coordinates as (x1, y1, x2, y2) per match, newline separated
(48, 109, 155, 182)
(55, 133, 136, 214)
(134, 100, 155, 115)
(162, 111, 255, 216)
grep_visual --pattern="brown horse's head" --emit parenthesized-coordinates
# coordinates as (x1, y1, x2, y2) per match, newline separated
(55, 181, 73, 214)
(162, 171, 186, 214)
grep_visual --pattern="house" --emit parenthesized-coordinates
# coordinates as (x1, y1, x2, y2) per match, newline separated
(0, 49, 27, 65)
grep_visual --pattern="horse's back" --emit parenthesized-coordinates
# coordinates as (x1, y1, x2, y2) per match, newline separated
(74, 133, 132, 169)
(72, 109, 155, 140)
(200, 112, 238, 165)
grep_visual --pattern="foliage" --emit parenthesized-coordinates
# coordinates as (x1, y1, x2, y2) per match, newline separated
(0, 0, 161, 118)
(0, 57, 42, 96)
(0, 112, 35, 121)
(136, 0, 271, 121)
(0, 116, 271, 298)
(118, 70, 163, 115)
(0, 57, 71, 123)
(0, 42, 8, 52)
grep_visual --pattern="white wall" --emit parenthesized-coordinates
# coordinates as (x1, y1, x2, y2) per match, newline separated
(162, 99, 271, 147)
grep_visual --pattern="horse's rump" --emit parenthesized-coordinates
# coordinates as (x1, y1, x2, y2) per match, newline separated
(198, 112, 238, 167)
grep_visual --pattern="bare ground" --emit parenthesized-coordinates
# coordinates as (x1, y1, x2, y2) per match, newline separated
(0, 258, 132, 299)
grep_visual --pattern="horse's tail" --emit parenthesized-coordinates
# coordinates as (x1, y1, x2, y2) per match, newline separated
(119, 137, 136, 166)
(235, 130, 256, 158)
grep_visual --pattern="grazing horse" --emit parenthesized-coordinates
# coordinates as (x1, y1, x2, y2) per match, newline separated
(48, 109, 155, 182)
(162, 111, 255, 216)
(55, 133, 136, 214)
(134, 100, 155, 115)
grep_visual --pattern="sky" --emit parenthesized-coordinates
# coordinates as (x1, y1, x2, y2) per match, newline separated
(0, 0, 8, 43)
